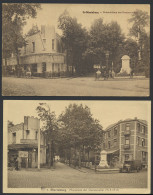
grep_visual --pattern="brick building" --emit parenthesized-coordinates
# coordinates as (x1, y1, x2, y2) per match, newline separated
(102, 118, 148, 168)
(3, 25, 67, 76)
(8, 116, 46, 168)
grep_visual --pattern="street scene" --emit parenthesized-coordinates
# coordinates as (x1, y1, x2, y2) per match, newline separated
(3, 101, 151, 193)
(8, 162, 147, 188)
(2, 3, 150, 96)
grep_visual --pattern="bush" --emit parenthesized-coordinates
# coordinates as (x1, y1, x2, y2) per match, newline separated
(117, 70, 130, 77)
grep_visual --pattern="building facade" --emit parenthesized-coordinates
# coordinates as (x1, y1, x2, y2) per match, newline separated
(8, 116, 46, 168)
(102, 118, 148, 168)
(3, 25, 67, 76)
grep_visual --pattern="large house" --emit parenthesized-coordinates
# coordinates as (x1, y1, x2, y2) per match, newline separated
(8, 116, 46, 168)
(102, 118, 148, 168)
(4, 25, 67, 76)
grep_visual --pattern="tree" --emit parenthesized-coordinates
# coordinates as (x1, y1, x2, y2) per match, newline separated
(128, 9, 149, 38)
(36, 103, 58, 168)
(83, 19, 125, 73)
(58, 104, 103, 167)
(2, 3, 41, 69)
(58, 10, 89, 75)
(128, 9, 150, 76)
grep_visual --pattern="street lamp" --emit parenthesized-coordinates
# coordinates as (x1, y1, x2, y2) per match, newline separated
(105, 51, 110, 74)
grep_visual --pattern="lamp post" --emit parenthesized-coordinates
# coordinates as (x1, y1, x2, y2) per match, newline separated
(105, 51, 110, 75)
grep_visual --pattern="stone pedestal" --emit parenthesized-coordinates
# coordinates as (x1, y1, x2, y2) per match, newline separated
(120, 55, 131, 74)
(98, 150, 108, 168)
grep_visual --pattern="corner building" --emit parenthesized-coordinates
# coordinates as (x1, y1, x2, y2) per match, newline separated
(4, 25, 67, 76)
(102, 118, 148, 168)
(8, 116, 46, 168)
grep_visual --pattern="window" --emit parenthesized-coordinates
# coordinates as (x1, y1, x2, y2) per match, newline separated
(52, 63, 54, 72)
(137, 137, 140, 146)
(142, 152, 147, 161)
(125, 136, 130, 145)
(114, 127, 117, 135)
(35, 131, 38, 140)
(142, 138, 145, 147)
(137, 123, 140, 132)
(126, 123, 130, 131)
(43, 39, 46, 49)
(108, 141, 111, 149)
(26, 130, 30, 139)
(108, 130, 111, 138)
(42, 62, 46, 72)
(32, 42, 35, 53)
(12, 132, 16, 143)
(52, 39, 55, 50)
(141, 126, 145, 134)
(43, 39, 46, 50)
(125, 154, 130, 161)
(114, 139, 117, 147)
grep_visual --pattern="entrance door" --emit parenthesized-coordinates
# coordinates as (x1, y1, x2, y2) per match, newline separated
(28, 152, 32, 168)
(21, 157, 27, 168)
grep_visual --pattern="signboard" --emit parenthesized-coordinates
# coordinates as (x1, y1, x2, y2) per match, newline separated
(18, 151, 28, 158)
(93, 64, 100, 69)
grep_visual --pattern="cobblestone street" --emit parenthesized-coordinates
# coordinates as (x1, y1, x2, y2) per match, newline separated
(8, 162, 148, 188)
(2, 77, 149, 96)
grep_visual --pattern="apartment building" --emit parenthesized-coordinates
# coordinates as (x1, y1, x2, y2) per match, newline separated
(102, 118, 148, 168)
(8, 116, 46, 168)
(4, 25, 67, 76)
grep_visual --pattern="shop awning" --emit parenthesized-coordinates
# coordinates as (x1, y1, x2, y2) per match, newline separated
(8, 144, 38, 150)
(106, 149, 119, 154)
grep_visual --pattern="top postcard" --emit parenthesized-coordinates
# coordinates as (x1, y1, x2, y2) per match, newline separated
(2, 3, 150, 96)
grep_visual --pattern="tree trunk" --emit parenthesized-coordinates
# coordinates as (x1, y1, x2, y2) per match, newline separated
(78, 148, 81, 168)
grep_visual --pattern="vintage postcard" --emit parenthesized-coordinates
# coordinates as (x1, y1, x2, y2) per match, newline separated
(2, 3, 150, 96)
(3, 100, 151, 193)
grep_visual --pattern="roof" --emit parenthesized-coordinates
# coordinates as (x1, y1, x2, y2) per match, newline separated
(105, 118, 147, 131)
(8, 123, 24, 132)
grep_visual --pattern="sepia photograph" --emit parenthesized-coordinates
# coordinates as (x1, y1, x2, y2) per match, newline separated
(2, 3, 150, 96)
(3, 100, 151, 193)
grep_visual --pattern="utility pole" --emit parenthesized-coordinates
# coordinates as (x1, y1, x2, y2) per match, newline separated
(38, 119, 40, 170)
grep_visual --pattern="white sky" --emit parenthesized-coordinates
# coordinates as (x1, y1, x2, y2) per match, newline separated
(23, 4, 150, 37)
(4, 100, 150, 130)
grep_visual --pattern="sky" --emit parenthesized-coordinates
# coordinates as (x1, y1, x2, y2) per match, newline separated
(23, 4, 150, 37)
(4, 100, 151, 130)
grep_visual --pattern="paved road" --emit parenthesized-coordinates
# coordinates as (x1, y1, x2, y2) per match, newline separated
(8, 162, 148, 188)
(2, 77, 149, 96)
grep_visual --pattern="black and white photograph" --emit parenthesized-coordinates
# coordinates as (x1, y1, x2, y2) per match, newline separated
(2, 3, 150, 96)
(3, 100, 151, 193)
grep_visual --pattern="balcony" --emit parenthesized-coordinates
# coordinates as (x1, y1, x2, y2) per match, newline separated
(124, 144, 130, 149)
(20, 139, 38, 144)
(124, 130, 131, 135)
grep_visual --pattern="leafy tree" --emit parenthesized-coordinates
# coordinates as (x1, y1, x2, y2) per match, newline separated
(128, 9, 149, 38)
(2, 3, 41, 68)
(83, 19, 125, 73)
(36, 103, 58, 168)
(58, 104, 103, 167)
(58, 10, 89, 75)
(128, 9, 150, 76)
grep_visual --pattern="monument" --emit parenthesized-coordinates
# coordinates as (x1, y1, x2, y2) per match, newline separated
(120, 55, 131, 74)
(98, 150, 109, 168)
